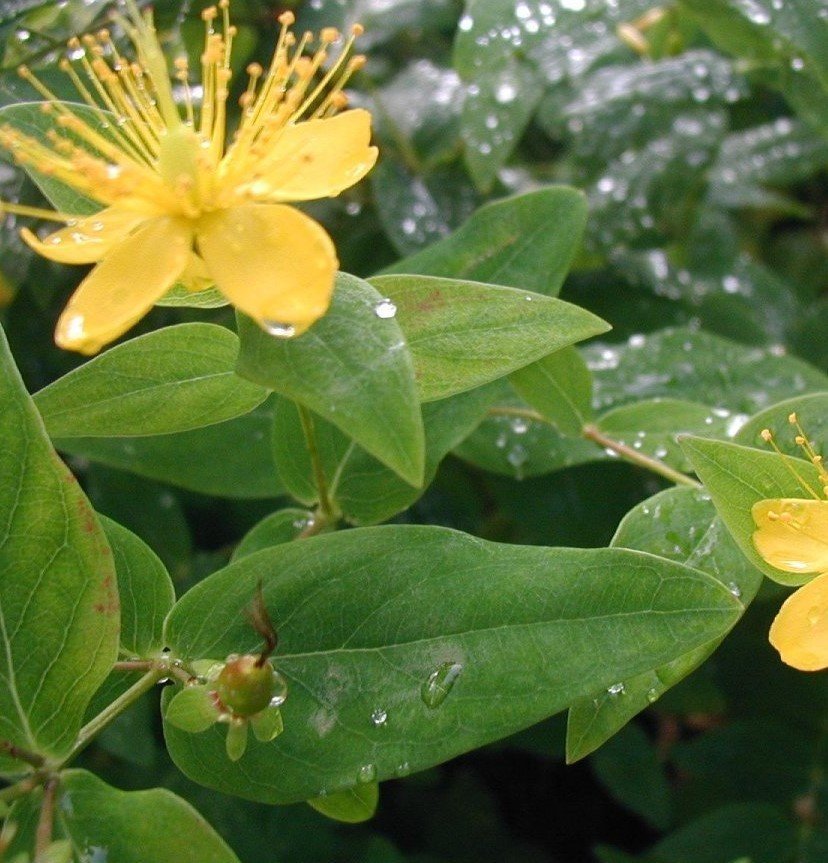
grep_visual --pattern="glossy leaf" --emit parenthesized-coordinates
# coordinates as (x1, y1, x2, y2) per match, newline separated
(231, 509, 315, 562)
(236, 273, 425, 487)
(369, 274, 609, 402)
(163, 525, 740, 804)
(307, 783, 379, 824)
(567, 486, 763, 762)
(587, 327, 828, 415)
(0, 324, 118, 763)
(381, 187, 588, 298)
(54, 398, 283, 499)
(58, 769, 241, 863)
(99, 515, 174, 658)
(272, 387, 496, 525)
(680, 434, 822, 586)
(34, 324, 267, 438)
(509, 347, 594, 436)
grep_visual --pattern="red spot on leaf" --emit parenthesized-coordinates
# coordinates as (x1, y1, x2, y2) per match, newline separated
(414, 289, 445, 314)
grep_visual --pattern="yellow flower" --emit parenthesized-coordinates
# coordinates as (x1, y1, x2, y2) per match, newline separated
(0, 1, 377, 354)
(751, 414, 828, 671)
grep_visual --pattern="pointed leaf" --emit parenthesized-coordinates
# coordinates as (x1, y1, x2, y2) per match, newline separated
(34, 324, 267, 438)
(307, 783, 379, 824)
(369, 275, 609, 402)
(236, 273, 425, 486)
(381, 188, 588, 298)
(58, 769, 241, 863)
(163, 525, 740, 804)
(0, 325, 118, 764)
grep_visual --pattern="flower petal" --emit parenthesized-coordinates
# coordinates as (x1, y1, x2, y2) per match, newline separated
(55, 216, 192, 355)
(752, 499, 828, 574)
(769, 571, 828, 671)
(196, 204, 337, 334)
(21, 208, 146, 264)
(250, 110, 378, 202)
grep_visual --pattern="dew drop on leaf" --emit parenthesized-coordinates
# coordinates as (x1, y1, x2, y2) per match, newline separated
(421, 661, 463, 708)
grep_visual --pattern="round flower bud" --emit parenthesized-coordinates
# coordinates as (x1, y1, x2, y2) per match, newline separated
(214, 654, 282, 717)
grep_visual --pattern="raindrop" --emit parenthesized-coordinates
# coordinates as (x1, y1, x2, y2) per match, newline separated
(357, 763, 377, 783)
(458, 13, 474, 31)
(510, 417, 529, 434)
(370, 708, 388, 727)
(646, 687, 659, 703)
(263, 320, 296, 339)
(495, 81, 518, 103)
(607, 682, 625, 696)
(421, 661, 463, 708)
(396, 761, 410, 777)
(560, 0, 586, 9)
(268, 670, 288, 707)
(374, 298, 397, 319)
(727, 582, 742, 599)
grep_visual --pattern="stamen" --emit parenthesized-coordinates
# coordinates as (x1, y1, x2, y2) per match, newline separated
(761, 427, 822, 500)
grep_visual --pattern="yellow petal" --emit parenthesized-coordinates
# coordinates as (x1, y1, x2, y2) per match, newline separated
(21, 208, 146, 264)
(196, 204, 337, 334)
(769, 571, 828, 671)
(752, 499, 828, 574)
(179, 253, 213, 292)
(250, 110, 378, 202)
(55, 216, 192, 355)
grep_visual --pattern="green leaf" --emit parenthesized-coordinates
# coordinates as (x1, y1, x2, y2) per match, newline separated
(651, 802, 796, 863)
(99, 516, 175, 658)
(162, 525, 740, 804)
(236, 273, 425, 487)
(733, 391, 828, 454)
(58, 769, 241, 863)
(454, 379, 601, 479)
(597, 398, 730, 473)
(166, 687, 220, 734)
(369, 275, 609, 402)
(590, 723, 672, 831)
(680, 434, 822, 586)
(566, 486, 763, 763)
(0, 325, 118, 763)
(307, 783, 379, 824)
(54, 398, 283, 499)
(34, 324, 267, 438)
(509, 347, 594, 436)
(587, 327, 828, 415)
(381, 188, 588, 298)
(0, 102, 104, 215)
(272, 387, 496, 525)
(231, 509, 315, 562)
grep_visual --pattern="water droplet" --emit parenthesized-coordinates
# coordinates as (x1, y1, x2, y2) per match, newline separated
(357, 763, 377, 783)
(807, 606, 822, 627)
(421, 661, 463, 708)
(396, 761, 410, 777)
(458, 13, 474, 31)
(646, 687, 659, 703)
(263, 320, 296, 338)
(510, 417, 529, 434)
(370, 708, 388, 727)
(269, 669, 288, 707)
(727, 582, 742, 598)
(374, 298, 397, 319)
(607, 682, 625, 696)
(495, 81, 517, 103)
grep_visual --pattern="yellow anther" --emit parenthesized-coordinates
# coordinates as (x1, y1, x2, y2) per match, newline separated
(320, 27, 340, 43)
(278, 11, 296, 26)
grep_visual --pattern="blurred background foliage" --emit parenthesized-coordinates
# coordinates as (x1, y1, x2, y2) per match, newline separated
(0, 0, 827, 860)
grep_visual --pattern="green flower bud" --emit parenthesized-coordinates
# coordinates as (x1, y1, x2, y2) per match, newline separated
(214, 654, 286, 718)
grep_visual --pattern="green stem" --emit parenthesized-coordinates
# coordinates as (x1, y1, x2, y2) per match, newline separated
(34, 777, 58, 858)
(582, 424, 702, 489)
(59, 667, 165, 767)
(296, 404, 337, 520)
(0, 740, 44, 769)
(0, 775, 39, 805)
